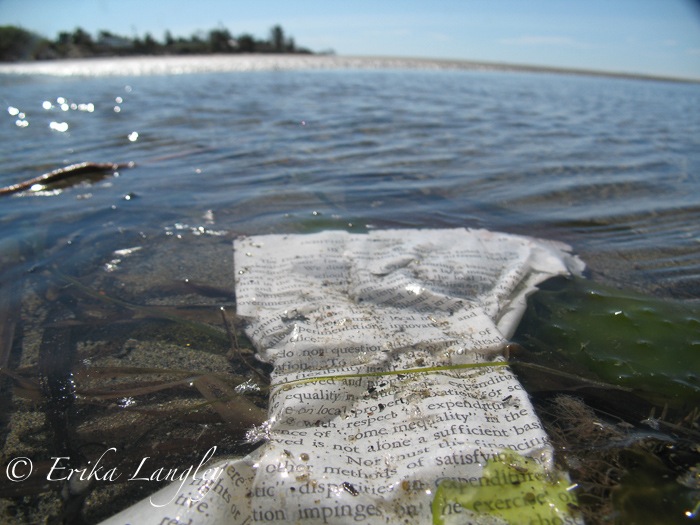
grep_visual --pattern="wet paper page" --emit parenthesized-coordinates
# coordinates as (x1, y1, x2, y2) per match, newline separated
(101, 228, 586, 525)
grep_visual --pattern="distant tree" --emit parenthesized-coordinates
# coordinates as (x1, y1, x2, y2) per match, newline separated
(71, 27, 93, 49)
(1, 23, 313, 61)
(0, 26, 37, 61)
(143, 32, 158, 53)
(286, 37, 296, 52)
(52, 31, 71, 57)
(172, 32, 209, 54)
(56, 31, 71, 47)
(208, 28, 234, 53)
(237, 33, 256, 53)
(270, 25, 284, 52)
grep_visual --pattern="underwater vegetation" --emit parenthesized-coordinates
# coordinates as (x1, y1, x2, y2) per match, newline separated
(0, 230, 268, 524)
(513, 276, 700, 524)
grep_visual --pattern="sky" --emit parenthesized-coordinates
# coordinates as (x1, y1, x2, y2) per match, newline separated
(1, 0, 700, 80)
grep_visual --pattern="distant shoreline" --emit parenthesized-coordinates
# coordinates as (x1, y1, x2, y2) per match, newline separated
(0, 54, 697, 84)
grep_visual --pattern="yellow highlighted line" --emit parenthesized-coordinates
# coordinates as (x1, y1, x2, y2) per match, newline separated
(273, 361, 509, 392)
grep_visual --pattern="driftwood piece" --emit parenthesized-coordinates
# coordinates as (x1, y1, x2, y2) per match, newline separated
(0, 161, 134, 196)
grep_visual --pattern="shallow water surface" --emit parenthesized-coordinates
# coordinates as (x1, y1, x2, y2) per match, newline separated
(0, 56, 699, 523)
(2, 61, 699, 296)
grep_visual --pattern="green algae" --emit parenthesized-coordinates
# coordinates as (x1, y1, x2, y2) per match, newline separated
(610, 447, 700, 524)
(515, 276, 700, 412)
(513, 276, 700, 524)
(432, 450, 581, 525)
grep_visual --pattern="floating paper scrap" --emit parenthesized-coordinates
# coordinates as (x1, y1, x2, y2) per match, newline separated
(101, 228, 586, 525)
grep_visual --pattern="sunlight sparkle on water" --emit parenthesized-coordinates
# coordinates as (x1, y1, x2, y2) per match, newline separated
(128, 131, 139, 142)
(49, 121, 69, 132)
(7, 106, 28, 127)
(42, 98, 94, 113)
(118, 397, 136, 408)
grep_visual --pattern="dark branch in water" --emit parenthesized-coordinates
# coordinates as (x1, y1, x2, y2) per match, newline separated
(0, 161, 134, 196)
(221, 307, 270, 385)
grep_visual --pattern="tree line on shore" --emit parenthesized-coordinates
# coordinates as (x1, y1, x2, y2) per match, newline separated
(0, 24, 317, 62)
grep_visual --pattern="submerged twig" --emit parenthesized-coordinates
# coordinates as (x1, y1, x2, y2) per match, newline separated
(72, 365, 251, 401)
(221, 307, 269, 385)
(192, 374, 267, 431)
(0, 369, 42, 402)
(0, 161, 134, 196)
(52, 269, 230, 346)
(0, 239, 22, 370)
(0, 289, 18, 371)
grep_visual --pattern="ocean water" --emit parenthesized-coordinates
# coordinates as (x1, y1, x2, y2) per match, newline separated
(2, 56, 699, 298)
(0, 56, 699, 523)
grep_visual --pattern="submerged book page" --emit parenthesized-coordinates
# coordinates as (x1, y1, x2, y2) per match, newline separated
(101, 228, 585, 525)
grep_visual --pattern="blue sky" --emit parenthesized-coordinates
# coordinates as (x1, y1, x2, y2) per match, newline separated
(2, 0, 700, 79)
